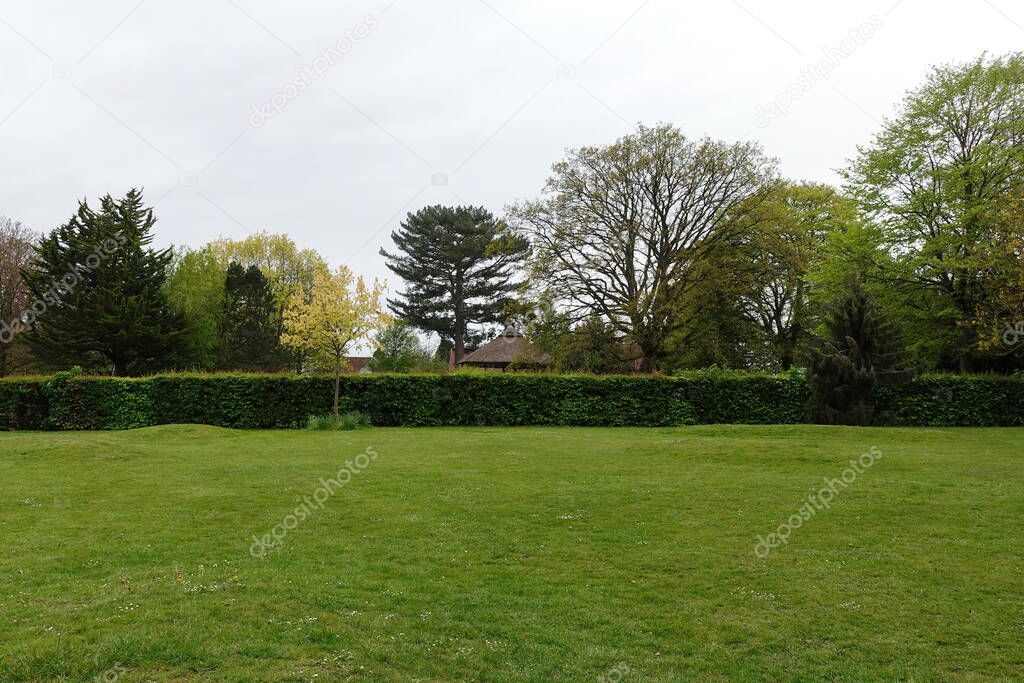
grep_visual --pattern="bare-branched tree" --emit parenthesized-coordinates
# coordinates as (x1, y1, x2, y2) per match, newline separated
(509, 124, 778, 371)
(0, 216, 38, 376)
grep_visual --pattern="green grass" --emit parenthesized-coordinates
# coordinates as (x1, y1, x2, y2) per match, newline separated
(0, 425, 1022, 682)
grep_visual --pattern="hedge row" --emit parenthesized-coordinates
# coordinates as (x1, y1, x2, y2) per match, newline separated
(0, 372, 1022, 430)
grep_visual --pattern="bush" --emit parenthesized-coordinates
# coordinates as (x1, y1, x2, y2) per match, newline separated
(0, 372, 1021, 430)
(306, 411, 372, 431)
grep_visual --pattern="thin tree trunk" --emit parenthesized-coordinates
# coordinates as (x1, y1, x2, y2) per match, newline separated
(959, 354, 974, 374)
(453, 280, 465, 363)
(454, 327, 465, 363)
(639, 341, 658, 374)
(333, 360, 341, 421)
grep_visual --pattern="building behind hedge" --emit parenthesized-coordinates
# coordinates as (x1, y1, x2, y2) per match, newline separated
(457, 327, 552, 372)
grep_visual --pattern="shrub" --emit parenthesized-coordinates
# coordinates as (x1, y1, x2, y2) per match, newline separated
(306, 414, 338, 431)
(0, 372, 1021, 430)
(306, 411, 372, 431)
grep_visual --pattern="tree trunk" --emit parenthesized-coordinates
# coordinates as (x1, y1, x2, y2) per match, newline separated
(779, 336, 796, 371)
(640, 355, 657, 373)
(639, 340, 659, 374)
(453, 280, 465, 363)
(333, 360, 341, 421)
(454, 328, 465, 364)
(0, 344, 7, 378)
(959, 354, 974, 374)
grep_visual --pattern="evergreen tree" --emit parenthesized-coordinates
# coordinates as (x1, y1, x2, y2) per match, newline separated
(380, 205, 529, 363)
(807, 281, 911, 425)
(21, 190, 187, 376)
(218, 262, 282, 372)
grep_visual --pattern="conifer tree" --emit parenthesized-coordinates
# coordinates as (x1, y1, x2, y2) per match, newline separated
(380, 205, 529, 363)
(21, 189, 187, 376)
(218, 262, 282, 372)
(807, 280, 910, 425)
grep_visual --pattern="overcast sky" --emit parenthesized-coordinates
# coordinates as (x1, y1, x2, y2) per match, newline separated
(2, 0, 1022, 286)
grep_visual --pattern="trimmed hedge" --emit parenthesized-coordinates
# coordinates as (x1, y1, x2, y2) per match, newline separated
(0, 372, 1022, 430)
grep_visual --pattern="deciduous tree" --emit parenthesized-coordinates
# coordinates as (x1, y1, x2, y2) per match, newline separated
(844, 52, 1024, 372)
(0, 216, 37, 376)
(166, 247, 226, 370)
(281, 266, 389, 418)
(510, 124, 777, 371)
(368, 320, 438, 373)
(734, 183, 857, 370)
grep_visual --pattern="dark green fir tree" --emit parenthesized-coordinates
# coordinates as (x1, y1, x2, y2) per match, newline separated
(806, 280, 911, 425)
(380, 205, 529, 362)
(21, 189, 187, 376)
(218, 262, 282, 372)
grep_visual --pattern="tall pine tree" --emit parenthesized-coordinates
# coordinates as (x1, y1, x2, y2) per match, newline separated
(218, 262, 283, 372)
(807, 280, 911, 425)
(22, 189, 187, 376)
(380, 205, 529, 362)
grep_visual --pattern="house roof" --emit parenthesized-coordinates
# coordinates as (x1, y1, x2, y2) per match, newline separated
(345, 357, 371, 373)
(458, 326, 552, 367)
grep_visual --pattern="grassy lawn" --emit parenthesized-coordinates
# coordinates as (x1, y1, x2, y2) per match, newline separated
(0, 425, 1022, 682)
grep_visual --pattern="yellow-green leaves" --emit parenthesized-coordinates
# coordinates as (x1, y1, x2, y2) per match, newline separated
(281, 266, 390, 372)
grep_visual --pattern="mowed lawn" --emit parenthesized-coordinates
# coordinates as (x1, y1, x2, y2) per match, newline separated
(0, 426, 1022, 682)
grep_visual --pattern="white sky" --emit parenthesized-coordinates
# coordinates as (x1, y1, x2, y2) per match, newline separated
(2, 0, 1022, 290)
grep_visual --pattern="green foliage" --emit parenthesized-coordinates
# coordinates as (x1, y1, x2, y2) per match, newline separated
(205, 232, 330, 373)
(21, 189, 188, 376)
(807, 282, 911, 425)
(0, 376, 47, 430)
(735, 183, 857, 369)
(219, 262, 283, 372)
(529, 312, 638, 374)
(369, 320, 440, 373)
(510, 123, 778, 371)
(165, 247, 226, 370)
(306, 411, 371, 431)
(844, 52, 1024, 372)
(381, 205, 529, 361)
(874, 375, 1024, 426)
(3, 371, 1021, 430)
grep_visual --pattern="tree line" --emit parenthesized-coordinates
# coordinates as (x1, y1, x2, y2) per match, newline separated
(1, 52, 1022, 389)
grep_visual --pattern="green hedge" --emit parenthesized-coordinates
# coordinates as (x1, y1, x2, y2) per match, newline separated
(0, 372, 1022, 430)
